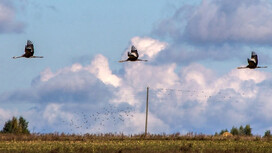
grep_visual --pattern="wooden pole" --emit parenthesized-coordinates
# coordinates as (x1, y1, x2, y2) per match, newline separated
(145, 86, 149, 137)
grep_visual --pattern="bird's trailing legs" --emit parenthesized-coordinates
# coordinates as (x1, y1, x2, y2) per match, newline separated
(137, 59, 148, 62)
(31, 56, 44, 58)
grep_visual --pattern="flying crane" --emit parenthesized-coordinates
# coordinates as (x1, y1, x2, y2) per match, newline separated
(237, 51, 267, 69)
(13, 40, 43, 59)
(119, 45, 147, 63)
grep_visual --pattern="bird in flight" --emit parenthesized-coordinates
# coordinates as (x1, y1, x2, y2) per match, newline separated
(119, 45, 147, 63)
(237, 51, 267, 69)
(13, 40, 44, 59)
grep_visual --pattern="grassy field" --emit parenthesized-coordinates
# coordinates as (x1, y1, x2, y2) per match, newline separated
(0, 134, 272, 153)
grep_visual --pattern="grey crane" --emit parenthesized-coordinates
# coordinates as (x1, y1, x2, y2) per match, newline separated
(13, 40, 43, 59)
(237, 51, 267, 69)
(119, 45, 147, 63)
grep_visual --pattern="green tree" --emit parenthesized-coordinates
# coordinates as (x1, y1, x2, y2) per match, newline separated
(230, 126, 239, 136)
(2, 119, 12, 133)
(2, 116, 30, 134)
(19, 116, 30, 134)
(239, 125, 245, 135)
(264, 130, 271, 137)
(244, 124, 252, 136)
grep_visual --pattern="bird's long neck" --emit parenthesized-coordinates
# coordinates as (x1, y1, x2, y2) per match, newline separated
(12, 56, 24, 59)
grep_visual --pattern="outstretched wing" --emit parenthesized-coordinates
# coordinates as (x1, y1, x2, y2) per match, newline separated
(256, 66, 268, 68)
(118, 60, 128, 63)
(237, 66, 248, 69)
(137, 59, 148, 62)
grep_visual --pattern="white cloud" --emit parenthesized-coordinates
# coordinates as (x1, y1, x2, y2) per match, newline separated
(43, 103, 65, 124)
(87, 54, 121, 87)
(229, 69, 268, 83)
(110, 62, 180, 107)
(153, 0, 272, 67)
(183, 0, 272, 44)
(124, 62, 179, 89)
(0, 108, 16, 125)
(0, 1, 25, 33)
(111, 87, 139, 106)
(121, 112, 169, 134)
(131, 37, 167, 59)
(40, 68, 55, 82)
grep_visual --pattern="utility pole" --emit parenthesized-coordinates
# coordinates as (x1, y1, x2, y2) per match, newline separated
(145, 86, 149, 137)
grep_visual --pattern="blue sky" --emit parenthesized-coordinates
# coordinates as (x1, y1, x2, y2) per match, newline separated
(1, 0, 173, 91)
(1, 0, 272, 135)
(1, 0, 200, 92)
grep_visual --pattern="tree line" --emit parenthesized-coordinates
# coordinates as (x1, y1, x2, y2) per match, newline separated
(1, 116, 30, 134)
(1, 117, 272, 137)
(216, 124, 252, 136)
(216, 124, 272, 137)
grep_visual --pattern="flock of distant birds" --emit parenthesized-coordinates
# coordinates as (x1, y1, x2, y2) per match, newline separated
(13, 40, 267, 69)
(60, 105, 135, 133)
(151, 88, 246, 102)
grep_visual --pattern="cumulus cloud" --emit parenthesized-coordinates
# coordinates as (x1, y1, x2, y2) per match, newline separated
(121, 37, 167, 61)
(43, 103, 72, 124)
(2, 60, 272, 134)
(152, 0, 272, 66)
(87, 54, 121, 87)
(2, 60, 114, 105)
(184, 0, 272, 44)
(130, 37, 168, 59)
(121, 112, 170, 134)
(124, 63, 179, 89)
(155, 0, 272, 45)
(0, 108, 17, 125)
(0, 1, 25, 33)
(147, 63, 272, 134)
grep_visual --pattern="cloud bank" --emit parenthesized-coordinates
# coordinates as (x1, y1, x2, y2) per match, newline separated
(155, 0, 272, 45)
(184, 0, 272, 44)
(153, 0, 272, 65)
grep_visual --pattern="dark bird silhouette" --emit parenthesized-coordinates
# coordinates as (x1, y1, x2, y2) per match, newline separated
(119, 45, 148, 62)
(237, 51, 267, 69)
(13, 40, 44, 59)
